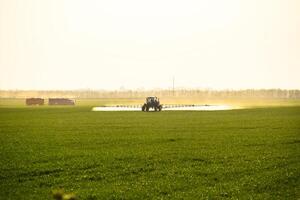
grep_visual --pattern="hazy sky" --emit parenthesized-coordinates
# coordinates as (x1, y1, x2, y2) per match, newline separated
(0, 0, 299, 90)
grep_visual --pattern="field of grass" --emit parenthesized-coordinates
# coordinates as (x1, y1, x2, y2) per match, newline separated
(0, 99, 299, 199)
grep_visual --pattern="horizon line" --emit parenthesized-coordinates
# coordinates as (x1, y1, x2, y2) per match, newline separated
(0, 88, 300, 92)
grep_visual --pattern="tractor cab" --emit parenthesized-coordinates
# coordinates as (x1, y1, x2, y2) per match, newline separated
(146, 96, 158, 104)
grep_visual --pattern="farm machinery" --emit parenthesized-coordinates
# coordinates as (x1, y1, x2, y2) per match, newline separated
(92, 96, 228, 112)
(142, 96, 162, 112)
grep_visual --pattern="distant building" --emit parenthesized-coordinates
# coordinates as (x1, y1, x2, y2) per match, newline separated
(48, 98, 75, 105)
(26, 98, 44, 106)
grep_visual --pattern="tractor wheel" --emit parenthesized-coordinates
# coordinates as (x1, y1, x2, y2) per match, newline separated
(142, 104, 146, 111)
(158, 105, 162, 111)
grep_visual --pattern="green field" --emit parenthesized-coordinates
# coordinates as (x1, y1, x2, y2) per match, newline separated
(0, 99, 299, 199)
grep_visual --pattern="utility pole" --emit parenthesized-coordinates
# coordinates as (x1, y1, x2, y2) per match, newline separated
(173, 76, 175, 96)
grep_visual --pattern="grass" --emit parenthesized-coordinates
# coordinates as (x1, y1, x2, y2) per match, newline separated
(0, 99, 299, 199)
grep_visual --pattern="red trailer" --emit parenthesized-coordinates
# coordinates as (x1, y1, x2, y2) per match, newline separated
(26, 98, 45, 106)
(48, 98, 75, 105)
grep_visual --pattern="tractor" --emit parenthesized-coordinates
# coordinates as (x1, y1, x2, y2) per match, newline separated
(142, 96, 162, 112)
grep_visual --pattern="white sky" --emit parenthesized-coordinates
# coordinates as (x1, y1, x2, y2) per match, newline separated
(0, 0, 299, 90)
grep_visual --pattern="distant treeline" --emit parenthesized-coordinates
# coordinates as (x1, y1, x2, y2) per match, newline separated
(0, 89, 299, 99)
